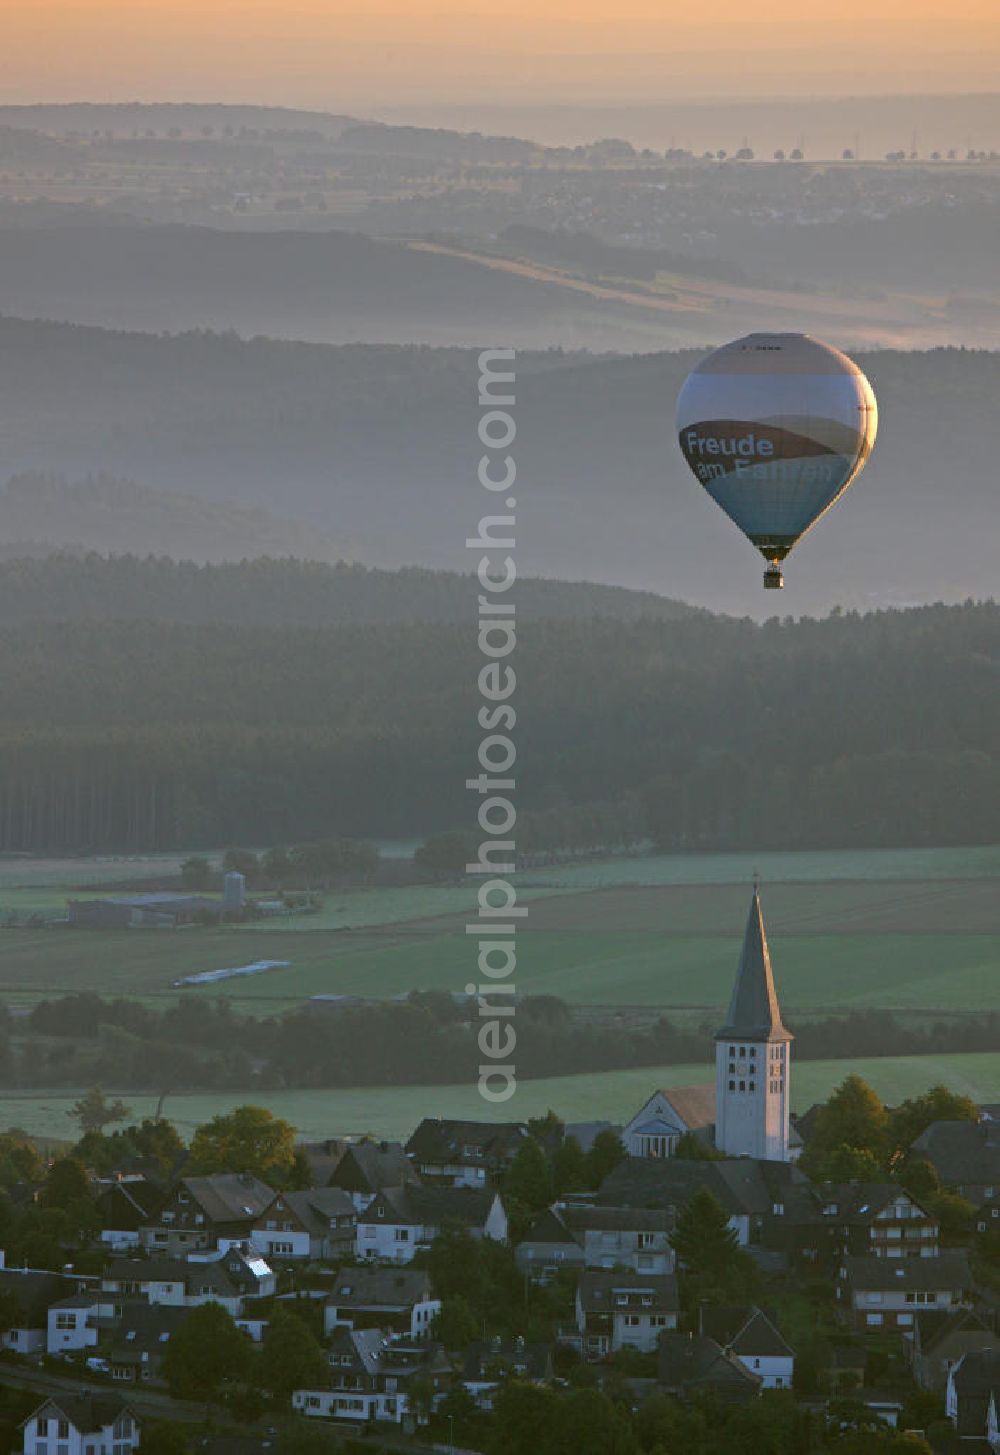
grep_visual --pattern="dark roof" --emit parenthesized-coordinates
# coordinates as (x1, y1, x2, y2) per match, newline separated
(790, 1104, 824, 1144)
(657, 1332, 761, 1400)
(842, 1252, 971, 1291)
(331, 1326, 449, 1379)
(22, 1395, 137, 1434)
(178, 1173, 274, 1223)
(716, 889, 792, 1044)
(463, 1339, 552, 1382)
(564, 1121, 621, 1154)
(262, 1187, 355, 1235)
(564, 1204, 673, 1235)
(813, 1182, 931, 1224)
(406, 1118, 527, 1165)
(699, 1305, 793, 1358)
(330, 1140, 416, 1194)
(96, 1177, 164, 1222)
(951, 1350, 1000, 1438)
(0, 1269, 73, 1324)
(108, 1301, 191, 1362)
(911, 1121, 1000, 1187)
(104, 1256, 241, 1298)
(359, 1184, 497, 1228)
(327, 1267, 435, 1310)
(954, 1348, 1000, 1395)
(518, 1206, 579, 1247)
(577, 1271, 679, 1314)
(916, 1307, 998, 1358)
(598, 1154, 805, 1217)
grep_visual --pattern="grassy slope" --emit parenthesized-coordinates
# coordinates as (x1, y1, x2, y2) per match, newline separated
(8, 1052, 1000, 1142)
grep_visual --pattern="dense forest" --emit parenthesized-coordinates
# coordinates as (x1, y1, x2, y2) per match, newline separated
(6, 993, 1000, 1091)
(0, 554, 995, 851)
(0, 550, 697, 626)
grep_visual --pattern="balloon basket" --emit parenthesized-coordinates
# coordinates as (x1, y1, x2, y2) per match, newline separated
(763, 565, 784, 590)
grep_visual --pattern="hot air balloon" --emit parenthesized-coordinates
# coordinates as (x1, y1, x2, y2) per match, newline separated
(676, 333, 877, 589)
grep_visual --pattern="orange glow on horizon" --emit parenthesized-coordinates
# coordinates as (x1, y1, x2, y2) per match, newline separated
(2, 0, 999, 108)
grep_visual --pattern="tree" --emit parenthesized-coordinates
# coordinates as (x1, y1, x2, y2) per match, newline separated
(69, 1087, 130, 1137)
(188, 1104, 295, 1180)
(924, 1189, 975, 1246)
(138, 1422, 190, 1455)
(888, 1086, 979, 1162)
(670, 1186, 756, 1304)
(553, 1135, 587, 1195)
(489, 1381, 559, 1455)
(818, 1145, 886, 1182)
(163, 1302, 251, 1401)
(585, 1129, 626, 1188)
(260, 1305, 327, 1400)
(180, 855, 212, 890)
(897, 1155, 940, 1200)
(674, 1132, 723, 1161)
(671, 1185, 739, 1271)
(551, 1387, 637, 1455)
(634, 1394, 708, 1452)
(0, 1286, 23, 1339)
(39, 1157, 91, 1211)
(222, 847, 260, 884)
(414, 829, 480, 879)
(432, 1294, 479, 1351)
(274, 1429, 341, 1455)
(0, 1133, 43, 1186)
(504, 1138, 553, 1211)
(801, 1076, 888, 1177)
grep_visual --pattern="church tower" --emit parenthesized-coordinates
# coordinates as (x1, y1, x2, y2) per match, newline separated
(715, 886, 793, 1162)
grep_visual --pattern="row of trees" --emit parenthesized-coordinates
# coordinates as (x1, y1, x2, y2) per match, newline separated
(11, 993, 1000, 1094)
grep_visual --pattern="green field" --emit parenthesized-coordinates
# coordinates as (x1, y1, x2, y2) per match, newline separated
(514, 845, 1000, 889)
(7, 1051, 1000, 1143)
(0, 849, 998, 1018)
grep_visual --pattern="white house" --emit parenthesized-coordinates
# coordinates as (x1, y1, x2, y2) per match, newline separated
(356, 1186, 507, 1263)
(515, 1203, 674, 1283)
(293, 1327, 452, 1426)
(21, 1395, 139, 1455)
(0, 1269, 75, 1356)
(575, 1271, 679, 1358)
(324, 1267, 441, 1341)
(250, 1188, 356, 1262)
(47, 1294, 116, 1356)
(699, 1305, 795, 1390)
(840, 1253, 972, 1332)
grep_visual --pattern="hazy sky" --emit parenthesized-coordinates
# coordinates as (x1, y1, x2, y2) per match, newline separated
(4, 0, 1000, 108)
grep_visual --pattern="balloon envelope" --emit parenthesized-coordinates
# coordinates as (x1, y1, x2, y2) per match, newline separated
(676, 333, 877, 570)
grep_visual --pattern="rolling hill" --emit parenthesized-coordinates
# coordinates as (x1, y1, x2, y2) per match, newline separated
(0, 316, 997, 615)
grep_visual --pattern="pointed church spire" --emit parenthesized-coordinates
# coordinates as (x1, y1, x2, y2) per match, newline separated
(716, 887, 793, 1043)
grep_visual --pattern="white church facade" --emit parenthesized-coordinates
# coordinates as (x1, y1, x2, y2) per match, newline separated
(623, 887, 797, 1164)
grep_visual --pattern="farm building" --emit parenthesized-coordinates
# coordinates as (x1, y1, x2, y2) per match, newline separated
(67, 893, 221, 928)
